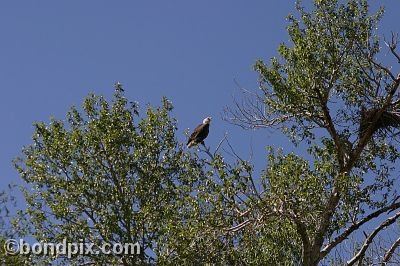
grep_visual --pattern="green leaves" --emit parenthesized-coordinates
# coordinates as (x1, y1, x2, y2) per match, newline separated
(11, 1, 400, 265)
(17, 86, 273, 264)
(254, 0, 386, 145)
(14, 87, 206, 264)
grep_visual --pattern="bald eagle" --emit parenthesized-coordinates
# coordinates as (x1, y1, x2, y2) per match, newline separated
(187, 117, 211, 148)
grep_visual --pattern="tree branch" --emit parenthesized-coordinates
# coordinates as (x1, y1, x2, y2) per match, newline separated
(224, 219, 253, 233)
(369, 59, 397, 82)
(381, 236, 400, 265)
(321, 201, 400, 256)
(349, 75, 400, 171)
(223, 88, 294, 129)
(292, 214, 312, 264)
(347, 211, 400, 266)
(384, 32, 400, 64)
(309, 81, 344, 258)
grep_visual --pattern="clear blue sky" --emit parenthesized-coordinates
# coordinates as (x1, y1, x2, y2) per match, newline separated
(0, 1, 399, 201)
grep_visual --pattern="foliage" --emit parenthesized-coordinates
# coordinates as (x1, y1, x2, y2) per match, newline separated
(12, 0, 400, 265)
(225, 0, 400, 265)
(0, 187, 29, 265)
(14, 86, 195, 264)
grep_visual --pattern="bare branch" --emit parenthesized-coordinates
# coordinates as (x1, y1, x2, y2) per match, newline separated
(213, 132, 228, 157)
(369, 59, 397, 82)
(384, 32, 400, 64)
(223, 88, 294, 129)
(224, 137, 246, 163)
(224, 219, 253, 233)
(199, 142, 214, 159)
(381, 236, 400, 265)
(322, 201, 400, 256)
(347, 211, 400, 266)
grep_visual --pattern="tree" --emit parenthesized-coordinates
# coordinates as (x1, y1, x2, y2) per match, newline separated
(224, 0, 400, 265)
(14, 85, 201, 264)
(14, 0, 400, 265)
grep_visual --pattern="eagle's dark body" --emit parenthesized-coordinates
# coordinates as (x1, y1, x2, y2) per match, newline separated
(187, 117, 211, 148)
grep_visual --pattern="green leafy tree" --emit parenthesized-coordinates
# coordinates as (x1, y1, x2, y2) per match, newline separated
(14, 0, 400, 265)
(14, 85, 209, 265)
(15, 82, 272, 265)
(225, 0, 400, 265)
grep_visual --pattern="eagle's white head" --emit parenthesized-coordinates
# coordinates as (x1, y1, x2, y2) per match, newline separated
(203, 117, 212, 124)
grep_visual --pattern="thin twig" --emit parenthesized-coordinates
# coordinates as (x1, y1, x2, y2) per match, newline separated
(213, 133, 228, 157)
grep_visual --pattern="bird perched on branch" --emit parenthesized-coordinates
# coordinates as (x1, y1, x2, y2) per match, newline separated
(187, 117, 211, 148)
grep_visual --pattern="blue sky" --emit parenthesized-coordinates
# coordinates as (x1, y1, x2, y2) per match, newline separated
(1, 1, 399, 204)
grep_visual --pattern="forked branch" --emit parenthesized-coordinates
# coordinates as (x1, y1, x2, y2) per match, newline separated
(347, 211, 400, 266)
(321, 201, 400, 257)
(381, 236, 400, 265)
